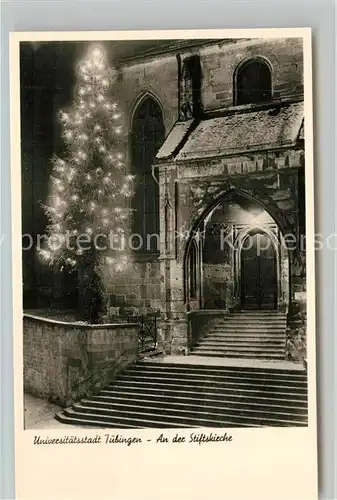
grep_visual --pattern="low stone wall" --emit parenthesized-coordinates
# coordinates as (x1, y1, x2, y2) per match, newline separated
(23, 314, 139, 407)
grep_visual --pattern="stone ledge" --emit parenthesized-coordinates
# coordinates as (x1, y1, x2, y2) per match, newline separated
(187, 309, 230, 317)
(23, 314, 138, 329)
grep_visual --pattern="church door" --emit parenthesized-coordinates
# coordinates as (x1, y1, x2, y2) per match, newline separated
(241, 232, 277, 310)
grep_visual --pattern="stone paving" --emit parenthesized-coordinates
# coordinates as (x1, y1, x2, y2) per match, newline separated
(142, 354, 305, 371)
(24, 393, 69, 429)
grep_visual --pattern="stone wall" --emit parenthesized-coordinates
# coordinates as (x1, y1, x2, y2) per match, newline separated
(203, 263, 232, 309)
(97, 38, 304, 310)
(23, 314, 139, 406)
(286, 299, 307, 361)
(200, 38, 303, 110)
(115, 56, 179, 135)
(104, 260, 162, 316)
(112, 38, 303, 123)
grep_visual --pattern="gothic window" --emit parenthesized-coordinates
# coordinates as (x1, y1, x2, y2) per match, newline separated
(179, 55, 202, 121)
(235, 59, 272, 106)
(131, 96, 165, 255)
(188, 241, 198, 299)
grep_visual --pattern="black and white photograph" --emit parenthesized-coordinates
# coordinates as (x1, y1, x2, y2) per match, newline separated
(20, 35, 310, 431)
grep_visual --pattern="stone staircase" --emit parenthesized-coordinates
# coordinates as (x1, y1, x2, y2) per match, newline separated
(55, 360, 308, 428)
(190, 311, 287, 360)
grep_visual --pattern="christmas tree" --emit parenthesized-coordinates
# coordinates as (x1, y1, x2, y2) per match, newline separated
(40, 45, 133, 323)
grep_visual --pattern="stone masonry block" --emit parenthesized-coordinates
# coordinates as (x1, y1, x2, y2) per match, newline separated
(128, 298, 143, 308)
(110, 293, 126, 306)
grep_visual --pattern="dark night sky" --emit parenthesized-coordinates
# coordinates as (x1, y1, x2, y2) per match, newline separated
(20, 42, 84, 302)
(20, 42, 80, 235)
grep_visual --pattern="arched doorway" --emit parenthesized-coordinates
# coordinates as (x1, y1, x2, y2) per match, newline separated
(184, 191, 290, 312)
(240, 230, 277, 310)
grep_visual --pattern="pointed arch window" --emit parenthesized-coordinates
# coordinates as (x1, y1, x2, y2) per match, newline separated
(235, 59, 272, 106)
(131, 96, 165, 256)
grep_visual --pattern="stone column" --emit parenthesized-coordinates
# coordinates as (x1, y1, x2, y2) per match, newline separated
(286, 245, 307, 361)
(158, 164, 188, 355)
(231, 225, 241, 311)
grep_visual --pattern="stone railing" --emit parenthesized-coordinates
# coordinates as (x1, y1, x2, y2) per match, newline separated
(23, 314, 139, 407)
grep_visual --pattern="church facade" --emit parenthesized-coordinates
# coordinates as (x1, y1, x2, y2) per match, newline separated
(105, 37, 306, 360)
(21, 37, 307, 361)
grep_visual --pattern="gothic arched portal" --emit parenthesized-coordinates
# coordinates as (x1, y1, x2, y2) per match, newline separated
(183, 191, 290, 312)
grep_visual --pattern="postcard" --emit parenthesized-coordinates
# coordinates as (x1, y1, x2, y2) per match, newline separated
(10, 28, 317, 499)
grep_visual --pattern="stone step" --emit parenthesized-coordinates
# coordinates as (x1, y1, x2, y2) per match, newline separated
(207, 330, 286, 335)
(117, 374, 306, 392)
(191, 352, 286, 359)
(216, 316, 286, 320)
(76, 400, 307, 425)
(136, 362, 306, 377)
(131, 367, 304, 380)
(192, 348, 284, 360)
(192, 345, 286, 353)
(62, 404, 306, 428)
(206, 333, 286, 338)
(213, 326, 286, 330)
(230, 312, 287, 316)
(91, 394, 308, 413)
(213, 324, 286, 329)
(202, 338, 286, 352)
(122, 368, 306, 386)
(227, 318, 286, 322)
(57, 407, 195, 429)
(215, 318, 286, 322)
(223, 312, 286, 316)
(212, 331, 286, 336)
(217, 316, 286, 320)
(100, 387, 308, 407)
(198, 341, 286, 349)
(55, 360, 308, 429)
(203, 336, 286, 342)
(55, 412, 142, 429)
(110, 379, 306, 396)
(214, 327, 287, 331)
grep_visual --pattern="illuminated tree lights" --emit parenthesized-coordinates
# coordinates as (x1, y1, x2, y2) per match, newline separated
(40, 45, 133, 322)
